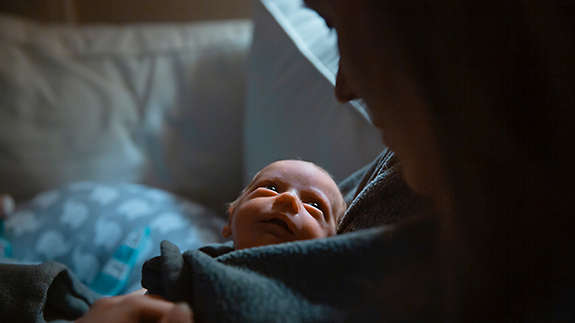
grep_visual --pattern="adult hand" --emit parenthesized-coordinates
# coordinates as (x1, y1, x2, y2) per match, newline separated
(76, 292, 193, 323)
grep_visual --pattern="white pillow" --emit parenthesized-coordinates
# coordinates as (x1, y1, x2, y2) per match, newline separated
(244, 0, 383, 183)
(0, 15, 252, 211)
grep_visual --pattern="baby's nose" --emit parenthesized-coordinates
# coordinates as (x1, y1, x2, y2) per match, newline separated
(273, 192, 300, 214)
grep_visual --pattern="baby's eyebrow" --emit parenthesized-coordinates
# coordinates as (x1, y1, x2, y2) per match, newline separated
(304, 187, 331, 212)
(254, 177, 280, 185)
(249, 177, 283, 190)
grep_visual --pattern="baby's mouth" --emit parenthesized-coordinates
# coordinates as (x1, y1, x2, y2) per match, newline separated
(262, 218, 293, 235)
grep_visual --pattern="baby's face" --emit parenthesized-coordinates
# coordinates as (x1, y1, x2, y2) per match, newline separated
(223, 160, 344, 250)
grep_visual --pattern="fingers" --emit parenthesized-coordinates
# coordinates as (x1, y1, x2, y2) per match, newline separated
(92, 294, 174, 320)
(129, 288, 148, 295)
(125, 295, 174, 320)
(76, 294, 192, 323)
(161, 303, 193, 323)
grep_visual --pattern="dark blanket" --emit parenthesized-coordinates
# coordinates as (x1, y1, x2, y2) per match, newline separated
(142, 218, 440, 322)
(0, 262, 97, 323)
(337, 149, 430, 233)
(142, 149, 439, 322)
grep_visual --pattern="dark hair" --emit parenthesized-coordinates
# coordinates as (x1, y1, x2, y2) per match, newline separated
(367, 0, 575, 320)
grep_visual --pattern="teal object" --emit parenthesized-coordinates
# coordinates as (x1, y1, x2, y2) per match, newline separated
(0, 220, 13, 258)
(89, 226, 151, 296)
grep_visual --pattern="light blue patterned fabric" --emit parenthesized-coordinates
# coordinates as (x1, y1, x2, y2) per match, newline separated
(1, 182, 226, 294)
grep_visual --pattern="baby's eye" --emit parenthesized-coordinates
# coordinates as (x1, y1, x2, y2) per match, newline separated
(265, 184, 278, 192)
(305, 201, 329, 221)
(307, 201, 322, 211)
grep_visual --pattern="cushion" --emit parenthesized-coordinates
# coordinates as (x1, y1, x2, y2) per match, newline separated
(0, 15, 252, 212)
(2, 182, 225, 294)
(244, 0, 383, 184)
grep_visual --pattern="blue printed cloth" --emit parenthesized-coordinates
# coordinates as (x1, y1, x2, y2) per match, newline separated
(1, 182, 226, 294)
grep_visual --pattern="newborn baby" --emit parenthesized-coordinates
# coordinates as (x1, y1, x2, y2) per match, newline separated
(222, 159, 346, 249)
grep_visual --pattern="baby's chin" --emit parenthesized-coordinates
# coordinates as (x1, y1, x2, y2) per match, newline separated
(235, 233, 298, 250)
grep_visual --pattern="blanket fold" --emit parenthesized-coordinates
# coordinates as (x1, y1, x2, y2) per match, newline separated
(142, 217, 441, 323)
(0, 261, 97, 323)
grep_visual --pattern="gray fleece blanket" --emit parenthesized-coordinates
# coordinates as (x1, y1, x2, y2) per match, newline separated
(141, 149, 437, 322)
(142, 218, 440, 323)
(0, 262, 97, 323)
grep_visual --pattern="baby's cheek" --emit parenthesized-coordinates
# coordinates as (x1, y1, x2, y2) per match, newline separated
(324, 223, 337, 237)
(301, 220, 330, 239)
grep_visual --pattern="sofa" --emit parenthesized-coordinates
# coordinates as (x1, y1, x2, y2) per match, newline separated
(0, 0, 383, 293)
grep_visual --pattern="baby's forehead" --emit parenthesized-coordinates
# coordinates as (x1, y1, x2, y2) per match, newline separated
(257, 160, 330, 184)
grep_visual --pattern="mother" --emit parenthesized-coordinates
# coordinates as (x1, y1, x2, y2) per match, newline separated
(320, 0, 575, 320)
(79, 0, 575, 321)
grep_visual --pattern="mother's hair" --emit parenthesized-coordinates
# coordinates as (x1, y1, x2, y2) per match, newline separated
(366, 0, 574, 320)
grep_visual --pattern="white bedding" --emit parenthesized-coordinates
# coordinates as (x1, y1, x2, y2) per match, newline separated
(0, 15, 252, 211)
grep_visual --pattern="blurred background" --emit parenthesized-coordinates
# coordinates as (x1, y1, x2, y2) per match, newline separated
(0, 0, 381, 211)
(0, 0, 252, 23)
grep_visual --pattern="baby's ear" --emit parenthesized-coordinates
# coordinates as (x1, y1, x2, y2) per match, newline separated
(221, 203, 235, 238)
(227, 202, 236, 217)
(221, 225, 232, 238)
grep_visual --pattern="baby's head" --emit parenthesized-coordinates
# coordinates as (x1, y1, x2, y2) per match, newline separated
(222, 160, 346, 250)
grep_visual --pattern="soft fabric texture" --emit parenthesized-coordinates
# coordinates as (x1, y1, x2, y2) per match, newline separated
(244, 0, 383, 184)
(0, 261, 97, 323)
(143, 220, 440, 323)
(0, 15, 252, 211)
(336, 149, 430, 233)
(2, 182, 225, 294)
(141, 149, 436, 322)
